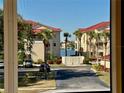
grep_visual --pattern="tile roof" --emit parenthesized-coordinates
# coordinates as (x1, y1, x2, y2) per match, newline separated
(79, 21, 110, 32)
(24, 20, 39, 27)
(24, 20, 61, 33)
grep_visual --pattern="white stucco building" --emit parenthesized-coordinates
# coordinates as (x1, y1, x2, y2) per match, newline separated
(25, 20, 61, 62)
(75, 21, 110, 60)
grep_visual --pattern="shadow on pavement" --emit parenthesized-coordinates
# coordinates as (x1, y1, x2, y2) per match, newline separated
(55, 69, 98, 80)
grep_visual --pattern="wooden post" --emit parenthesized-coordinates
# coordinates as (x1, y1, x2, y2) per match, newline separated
(112, 0, 121, 93)
(4, 0, 18, 93)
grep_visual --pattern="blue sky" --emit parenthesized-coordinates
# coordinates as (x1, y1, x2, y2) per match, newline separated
(0, 0, 110, 41)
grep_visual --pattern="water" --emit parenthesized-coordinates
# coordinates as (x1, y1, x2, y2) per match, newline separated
(60, 49, 75, 56)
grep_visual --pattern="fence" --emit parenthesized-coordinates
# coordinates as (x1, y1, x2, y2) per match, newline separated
(62, 56, 84, 66)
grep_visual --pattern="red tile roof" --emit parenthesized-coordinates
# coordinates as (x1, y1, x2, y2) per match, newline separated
(24, 20, 61, 33)
(79, 21, 110, 32)
(24, 20, 39, 27)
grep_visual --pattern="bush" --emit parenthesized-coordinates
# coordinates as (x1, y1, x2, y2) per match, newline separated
(47, 60, 54, 64)
(55, 57, 62, 64)
(83, 57, 90, 64)
(37, 59, 43, 64)
(56, 60, 62, 64)
(92, 64, 103, 71)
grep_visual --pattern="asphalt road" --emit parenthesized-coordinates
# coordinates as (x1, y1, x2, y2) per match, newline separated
(55, 68, 110, 90)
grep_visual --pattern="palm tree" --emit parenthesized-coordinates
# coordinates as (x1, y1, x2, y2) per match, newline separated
(87, 31, 96, 58)
(63, 32, 71, 56)
(93, 31, 102, 61)
(73, 30, 83, 56)
(102, 31, 110, 71)
(37, 29, 54, 80)
(37, 29, 54, 62)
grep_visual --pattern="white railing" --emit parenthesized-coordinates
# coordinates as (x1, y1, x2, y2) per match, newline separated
(62, 56, 84, 66)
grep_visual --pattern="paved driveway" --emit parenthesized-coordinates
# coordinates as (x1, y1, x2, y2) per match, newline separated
(55, 68, 109, 90)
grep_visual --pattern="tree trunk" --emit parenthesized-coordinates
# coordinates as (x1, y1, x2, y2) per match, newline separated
(96, 42, 99, 63)
(89, 39, 91, 58)
(65, 37, 67, 56)
(79, 39, 81, 56)
(104, 42, 107, 71)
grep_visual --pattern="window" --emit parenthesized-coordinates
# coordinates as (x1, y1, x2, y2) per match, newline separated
(1, 0, 120, 93)
(53, 43, 56, 46)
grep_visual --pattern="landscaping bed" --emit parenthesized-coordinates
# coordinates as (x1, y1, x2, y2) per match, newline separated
(91, 64, 110, 87)
(96, 71, 110, 87)
(0, 71, 56, 89)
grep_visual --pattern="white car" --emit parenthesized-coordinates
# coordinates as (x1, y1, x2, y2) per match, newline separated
(23, 59, 33, 68)
(0, 60, 4, 67)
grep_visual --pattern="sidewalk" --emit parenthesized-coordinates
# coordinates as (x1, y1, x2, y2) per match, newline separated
(0, 80, 56, 93)
(40, 88, 110, 93)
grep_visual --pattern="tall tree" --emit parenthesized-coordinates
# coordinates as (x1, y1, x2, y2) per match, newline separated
(102, 31, 110, 71)
(93, 31, 102, 61)
(18, 21, 33, 63)
(87, 31, 96, 58)
(36, 29, 54, 80)
(37, 29, 54, 62)
(73, 30, 83, 56)
(0, 9, 3, 58)
(63, 32, 71, 56)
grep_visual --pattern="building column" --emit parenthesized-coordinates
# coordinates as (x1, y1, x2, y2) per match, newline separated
(4, 0, 18, 93)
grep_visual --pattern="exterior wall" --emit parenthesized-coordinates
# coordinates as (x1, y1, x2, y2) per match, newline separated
(31, 41, 45, 62)
(75, 37, 79, 52)
(49, 32, 60, 57)
(76, 27, 110, 59)
(62, 56, 84, 66)
(30, 31, 60, 62)
(81, 33, 88, 52)
(100, 60, 110, 68)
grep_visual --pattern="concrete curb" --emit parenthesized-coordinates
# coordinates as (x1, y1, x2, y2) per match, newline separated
(41, 88, 110, 93)
(91, 68, 97, 73)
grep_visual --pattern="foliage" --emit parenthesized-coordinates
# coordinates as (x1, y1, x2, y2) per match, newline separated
(63, 32, 71, 56)
(37, 59, 44, 64)
(55, 58, 62, 64)
(73, 30, 82, 41)
(83, 52, 91, 64)
(73, 30, 84, 55)
(18, 51, 26, 64)
(18, 20, 34, 61)
(83, 57, 90, 64)
(67, 41, 75, 50)
(47, 60, 54, 64)
(37, 29, 54, 45)
(37, 29, 54, 62)
(0, 10, 34, 62)
(92, 64, 103, 71)
(0, 9, 3, 59)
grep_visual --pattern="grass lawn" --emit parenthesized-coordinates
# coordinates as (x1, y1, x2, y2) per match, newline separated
(96, 71, 110, 87)
(49, 63, 65, 68)
(0, 71, 56, 93)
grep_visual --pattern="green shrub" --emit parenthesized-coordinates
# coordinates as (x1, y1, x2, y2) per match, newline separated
(83, 57, 90, 64)
(18, 52, 26, 64)
(92, 64, 103, 71)
(83, 52, 92, 65)
(48, 60, 54, 64)
(37, 59, 43, 64)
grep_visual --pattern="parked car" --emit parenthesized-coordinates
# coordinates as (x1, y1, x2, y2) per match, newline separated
(0, 60, 4, 68)
(39, 63, 50, 72)
(23, 59, 33, 68)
